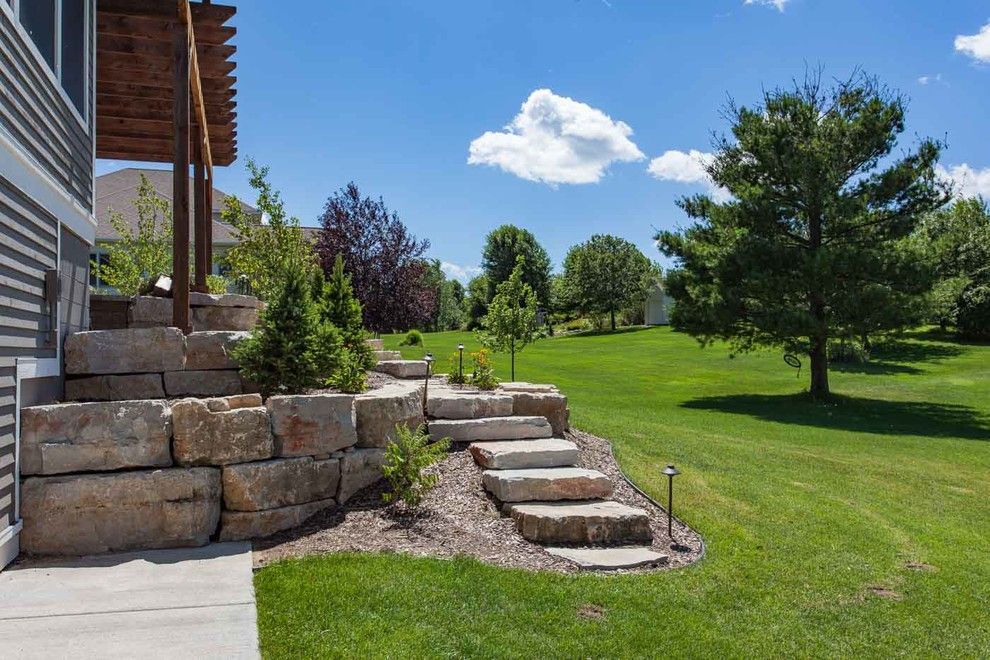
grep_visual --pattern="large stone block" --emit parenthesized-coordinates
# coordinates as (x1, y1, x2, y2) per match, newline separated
(172, 398, 273, 466)
(509, 501, 653, 544)
(428, 416, 553, 443)
(20, 468, 221, 555)
(218, 498, 334, 541)
(64, 373, 165, 402)
(64, 327, 185, 375)
(372, 360, 428, 379)
(20, 400, 172, 475)
(189, 293, 264, 309)
(482, 468, 612, 503)
(192, 306, 259, 332)
(354, 381, 425, 448)
(337, 448, 386, 503)
(267, 394, 357, 457)
(365, 338, 384, 351)
(184, 331, 248, 370)
(222, 457, 340, 511)
(164, 370, 243, 397)
(508, 391, 570, 436)
(127, 296, 171, 328)
(426, 391, 514, 420)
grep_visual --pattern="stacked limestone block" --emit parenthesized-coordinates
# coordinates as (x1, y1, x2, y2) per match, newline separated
(17, 380, 427, 556)
(128, 293, 263, 332)
(64, 327, 251, 401)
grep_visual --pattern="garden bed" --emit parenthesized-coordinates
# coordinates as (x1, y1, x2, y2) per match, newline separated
(252, 429, 704, 573)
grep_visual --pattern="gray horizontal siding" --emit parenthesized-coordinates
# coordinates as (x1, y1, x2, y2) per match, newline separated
(0, 365, 14, 530)
(0, 5, 93, 211)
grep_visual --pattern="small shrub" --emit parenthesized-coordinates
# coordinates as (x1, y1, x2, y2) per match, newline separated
(381, 424, 451, 507)
(828, 338, 870, 363)
(446, 352, 467, 385)
(327, 348, 368, 393)
(470, 349, 499, 390)
(316, 254, 376, 369)
(206, 274, 229, 294)
(399, 329, 423, 346)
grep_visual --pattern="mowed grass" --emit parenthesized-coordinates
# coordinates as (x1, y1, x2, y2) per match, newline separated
(255, 327, 990, 658)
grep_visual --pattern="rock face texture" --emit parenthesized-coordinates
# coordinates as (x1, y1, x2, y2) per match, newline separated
(354, 382, 424, 448)
(64, 327, 185, 375)
(172, 398, 273, 466)
(337, 448, 386, 503)
(222, 457, 340, 511)
(164, 370, 243, 397)
(267, 394, 357, 457)
(372, 360, 427, 379)
(20, 468, 221, 555)
(184, 331, 248, 370)
(374, 350, 402, 361)
(365, 338, 384, 351)
(64, 373, 165, 402)
(508, 501, 653, 544)
(508, 391, 569, 436)
(426, 391, 514, 420)
(428, 416, 553, 443)
(481, 468, 613, 503)
(218, 498, 335, 542)
(468, 438, 579, 470)
(544, 546, 666, 570)
(127, 296, 171, 328)
(20, 400, 172, 475)
(192, 306, 259, 332)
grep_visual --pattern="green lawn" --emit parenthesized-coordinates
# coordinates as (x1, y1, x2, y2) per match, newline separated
(255, 327, 990, 658)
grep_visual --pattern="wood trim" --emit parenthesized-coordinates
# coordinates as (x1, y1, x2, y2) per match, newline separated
(172, 6, 191, 333)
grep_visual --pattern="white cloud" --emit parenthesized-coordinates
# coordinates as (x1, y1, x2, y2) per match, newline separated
(743, 0, 789, 12)
(917, 73, 943, 85)
(440, 261, 482, 284)
(937, 164, 990, 199)
(647, 149, 731, 201)
(468, 89, 644, 185)
(955, 21, 990, 63)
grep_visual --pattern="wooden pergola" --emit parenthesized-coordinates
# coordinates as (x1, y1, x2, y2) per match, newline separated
(95, 0, 238, 332)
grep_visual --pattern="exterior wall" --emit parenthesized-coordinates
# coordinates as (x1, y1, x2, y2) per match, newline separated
(645, 291, 671, 326)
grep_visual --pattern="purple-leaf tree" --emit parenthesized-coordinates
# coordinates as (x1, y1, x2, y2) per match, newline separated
(316, 183, 436, 333)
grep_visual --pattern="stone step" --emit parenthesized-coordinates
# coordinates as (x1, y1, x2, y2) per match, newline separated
(545, 546, 668, 570)
(469, 438, 579, 469)
(372, 360, 427, 379)
(365, 338, 385, 351)
(375, 349, 403, 362)
(426, 391, 513, 420)
(508, 500, 652, 544)
(429, 416, 552, 443)
(482, 468, 612, 503)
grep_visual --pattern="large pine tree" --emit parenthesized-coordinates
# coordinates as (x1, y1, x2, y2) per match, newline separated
(658, 73, 949, 399)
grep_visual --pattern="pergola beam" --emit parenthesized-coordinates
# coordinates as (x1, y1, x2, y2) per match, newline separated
(97, 13, 236, 46)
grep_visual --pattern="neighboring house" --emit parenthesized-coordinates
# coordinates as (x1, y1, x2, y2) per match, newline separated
(644, 283, 672, 326)
(90, 168, 260, 291)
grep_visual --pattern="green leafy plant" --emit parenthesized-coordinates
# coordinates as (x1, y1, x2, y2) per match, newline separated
(381, 424, 451, 507)
(446, 352, 468, 385)
(470, 349, 499, 390)
(94, 174, 173, 295)
(316, 254, 376, 369)
(327, 348, 368, 393)
(207, 274, 229, 294)
(399, 329, 423, 346)
(479, 255, 538, 380)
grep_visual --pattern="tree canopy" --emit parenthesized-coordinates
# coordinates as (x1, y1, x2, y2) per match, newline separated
(562, 234, 655, 331)
(481, 225, 552, 307)
(480, 256, 538, 380)
(657, 73, 949, 399)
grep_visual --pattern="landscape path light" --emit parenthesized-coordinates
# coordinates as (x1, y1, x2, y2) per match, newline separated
(457, 343, 465, 383)
(422, 352, 435, 413)
(662, 464, 680, 542)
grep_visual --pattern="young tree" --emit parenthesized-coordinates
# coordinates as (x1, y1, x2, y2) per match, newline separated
(657, 73, 949, 399)
(562, 234, 653, 331)
(481, 225, 552, 306)
(316, 183, 435, 332)
(95, 174, 173, 295)
(464, 274, 490, 330)
(425, 260, 466, 331)
(222, 159, 317, 300)
(317, 254, 376, 369)
(479, 256, 538, 380)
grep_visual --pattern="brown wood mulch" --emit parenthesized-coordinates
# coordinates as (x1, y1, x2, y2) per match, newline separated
(252, 429, 705, 574)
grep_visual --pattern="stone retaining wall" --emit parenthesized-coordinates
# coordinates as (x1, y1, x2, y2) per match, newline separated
(90, 293, 263, 332)
(18, 381, 425, 556)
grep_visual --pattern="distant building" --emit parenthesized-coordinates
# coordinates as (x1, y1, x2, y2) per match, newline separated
(90, 168, 260, 291)
(644, 283, 672, 325)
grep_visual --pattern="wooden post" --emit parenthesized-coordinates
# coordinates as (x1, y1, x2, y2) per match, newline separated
(172, 8, 191, 332)
(193, 123, 207, 292)
(205, 163, 214, 278)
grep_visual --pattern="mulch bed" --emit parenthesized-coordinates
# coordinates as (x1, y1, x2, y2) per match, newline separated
(253, 429, 705, 574)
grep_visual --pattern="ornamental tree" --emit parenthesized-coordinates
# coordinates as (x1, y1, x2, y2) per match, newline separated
(316, 253, 376, 369)
(481, 225, 552, 307)
(657, 73, 949, 399)
(562, 234, 654, 331)
(479, 256, 538, 380)
(316, 183, 435, 332)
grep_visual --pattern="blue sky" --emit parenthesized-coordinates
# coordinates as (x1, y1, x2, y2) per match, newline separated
(97, 0, 990, 282)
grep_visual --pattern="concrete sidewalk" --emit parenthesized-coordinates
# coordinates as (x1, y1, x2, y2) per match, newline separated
(0, 543, 259, 659)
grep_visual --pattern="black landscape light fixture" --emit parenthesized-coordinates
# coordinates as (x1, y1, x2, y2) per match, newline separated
(663, 464, 680, 541)
(423, 352, 435, 413)
(457, 343, 465, 383)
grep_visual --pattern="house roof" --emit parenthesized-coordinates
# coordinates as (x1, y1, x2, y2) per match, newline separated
(95, 167, 258, 244)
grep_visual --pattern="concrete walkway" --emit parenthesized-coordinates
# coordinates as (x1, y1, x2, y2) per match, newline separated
(0, 543, 259, 659)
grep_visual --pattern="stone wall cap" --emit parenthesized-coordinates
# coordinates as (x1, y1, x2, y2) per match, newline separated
(189, 293, 264, 309)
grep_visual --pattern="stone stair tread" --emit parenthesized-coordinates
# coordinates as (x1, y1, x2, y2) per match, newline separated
(545, 546, 668, 570)
(429, 416, 553, 442)
(469, 438, 578, 469)
(374, 350, 403, 362)
(372, 360, 428, 379)
(482, 467, 612, 502)
(507, 500, 653, 544)
(426, 390, 514, 420)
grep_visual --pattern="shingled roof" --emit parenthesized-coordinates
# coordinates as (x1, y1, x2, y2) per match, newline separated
(95, 167, 258, 245)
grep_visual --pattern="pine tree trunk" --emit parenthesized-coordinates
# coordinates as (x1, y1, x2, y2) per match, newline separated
(809, 337, 829, 399)
(808, 209, 830, 400)
(610, 307, 616, 331)
(510, 341, 515, 381)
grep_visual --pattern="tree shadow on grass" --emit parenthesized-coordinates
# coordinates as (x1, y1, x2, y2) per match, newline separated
(681, 393, 990, 441)
(556, 326, 656, 339)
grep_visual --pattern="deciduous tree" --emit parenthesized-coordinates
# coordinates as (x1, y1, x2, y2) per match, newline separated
(480, 256, 538, 380)
(562, 234, 654, 331)
(481, 225, 552, 306)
